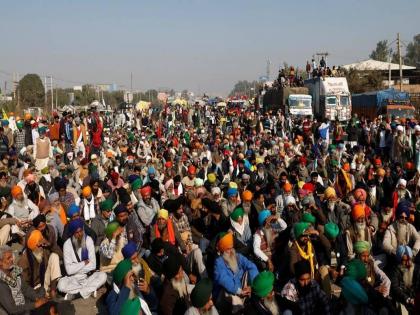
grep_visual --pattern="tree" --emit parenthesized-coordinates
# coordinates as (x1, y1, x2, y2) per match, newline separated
(405, 34, 420, 66)
(18, 74, 45, 109)
(369, 40, 391, 62)
(229, 80, 259, 97)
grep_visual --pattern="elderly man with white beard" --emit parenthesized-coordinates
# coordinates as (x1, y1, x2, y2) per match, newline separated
(57, 218, 107, 300)
(345, 204, 373, 259)
(160, 253, 194, 315)
(245, 271, 280, 315)
(383, 200, 420, 259)
(213, 232, 259, 314)
(18, 229, 61, 298)
(389, 245, 416, 314)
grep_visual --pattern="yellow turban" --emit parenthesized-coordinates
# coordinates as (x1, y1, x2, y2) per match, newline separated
(27, 230, 43, 251)
(207, 173, 216, 184)
(157, 209, 169, 220)
(324, 187, 337, 200)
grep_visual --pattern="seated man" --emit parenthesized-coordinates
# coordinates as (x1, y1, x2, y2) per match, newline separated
(57, 218, 107, 300)
(18, 229, 61, 298)
(213, 232, 259, 313)
(151, 209, 206, 280)
(0, 245, 50, 314)
(160, 254, 193, 315)
(99, 221, 124, 273)
(281, 260, 331, 315)
(246, 271, 280, 315)
(185, 278, 219, 315)
(7, 185, 39, 235)
(106, 258, 156, 315)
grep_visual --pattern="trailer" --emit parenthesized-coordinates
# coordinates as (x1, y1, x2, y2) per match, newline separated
(352, 88, 415, 120)
(304, 77, 351, 121)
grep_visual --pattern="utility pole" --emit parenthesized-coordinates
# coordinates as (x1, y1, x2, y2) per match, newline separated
(55, 84, 58, 109)
(397, 33, 403, 91)
(266, 59, 271, 81)
(44, 76, 47, 106)
(130, 72, 133, 93)
(50, 76, 54, 112)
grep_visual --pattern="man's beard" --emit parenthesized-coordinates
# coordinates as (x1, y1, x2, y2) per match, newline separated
(396, 221, 408, 245)
(199, 305, 215, 315)
(243, 202, 251, 214)
(263, 227, 274, 248)
(15, 198, 26, 207)
(263, 296, 280, 315)
(297, 282, 311, 297)
(171, 277, 187, 298)
(32, 248, 44, 263)
(356, 221, 366, 232)
(397, 189, 406, 199)
(381, 211, 393, 223)
(72, 235, 83, 251)
(223, 249, 238, 273)
(399, 264, 414, 288)
(157, 222, 167, 230)
(328, 201, 335, 211)
(132, 262, 143, 277)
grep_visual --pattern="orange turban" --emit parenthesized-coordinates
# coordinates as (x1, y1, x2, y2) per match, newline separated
(27, 230, 43, 251)
(354, 188, 367, 202)
(242, 190, 253, 202)
(217, 232, 234, 252)
(82, 186, 92, 198)
(352, 204, 365, 220)
(376, 168, 385, 177)
(11, 186, 23, 198)
(283, 182, 292, 193)
(343, 163, 350, 172)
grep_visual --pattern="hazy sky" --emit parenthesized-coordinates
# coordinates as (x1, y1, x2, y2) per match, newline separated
(0, 0, 418, 96)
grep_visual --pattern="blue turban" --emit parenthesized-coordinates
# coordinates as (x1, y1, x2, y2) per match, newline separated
(122, 241, 137, 259)
(1, 120, 9, 126)
(148, 167, 155, 175)
(127, 174, 140, 184)
(67, 204, 80, 218)
(114, 204, 128, 215)
(68, 218, 84, 235)
(396, 245, 413, 263)
(226, 188, 237, 198)
(396, 200, 410, 218)
(258, 209, 271, 226)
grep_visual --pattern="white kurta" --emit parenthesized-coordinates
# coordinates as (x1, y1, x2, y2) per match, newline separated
(57, 235, 107, 298)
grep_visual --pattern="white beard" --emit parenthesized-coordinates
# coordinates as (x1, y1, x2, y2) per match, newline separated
(132, 263, 142, 277)
(223, 250, 238, 273)
(32, 248, 44, 263)
(171, 278, 187, 298)
(381, 211, 393, 223)
(263, 296, 280, 315)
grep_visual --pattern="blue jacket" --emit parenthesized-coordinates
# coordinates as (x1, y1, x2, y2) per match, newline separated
(214, 253, 259, 296)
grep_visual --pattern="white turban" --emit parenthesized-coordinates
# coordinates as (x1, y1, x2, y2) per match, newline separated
(396, 125, 404, 132)
(211, 187, 221, 195)
(285, 196, 296, 206)
(397, 178, 407, 188)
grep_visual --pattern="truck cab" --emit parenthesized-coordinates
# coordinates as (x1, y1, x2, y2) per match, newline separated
(287, 94, 313, 118)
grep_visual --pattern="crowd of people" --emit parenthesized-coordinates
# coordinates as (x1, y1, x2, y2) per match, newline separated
(0, 102, 418, 315)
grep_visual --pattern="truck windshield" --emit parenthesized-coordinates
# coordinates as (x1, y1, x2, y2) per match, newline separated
(289, 99, 311, 108)
(388, 108, 414, 119)
(326, 96, 336, 106)
(340, 96, 350, 106)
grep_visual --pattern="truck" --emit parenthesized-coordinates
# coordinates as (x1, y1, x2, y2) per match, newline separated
(304, 77, 351, 121)
(351, 88, 416, 120)
(262, 86, 313, 118)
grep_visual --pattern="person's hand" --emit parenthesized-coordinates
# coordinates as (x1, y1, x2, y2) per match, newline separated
(375, 284, 387, 295)
(112, 227, 123, 239)
(267, 259, 274, 272)
(188, 274, 197, 284)
(138, 278, 150, 294)
(124, 270, 134, 288)
(84, 259, 90, 265)
(241, 286, 251, 297)
(34, 297, 48, 308)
